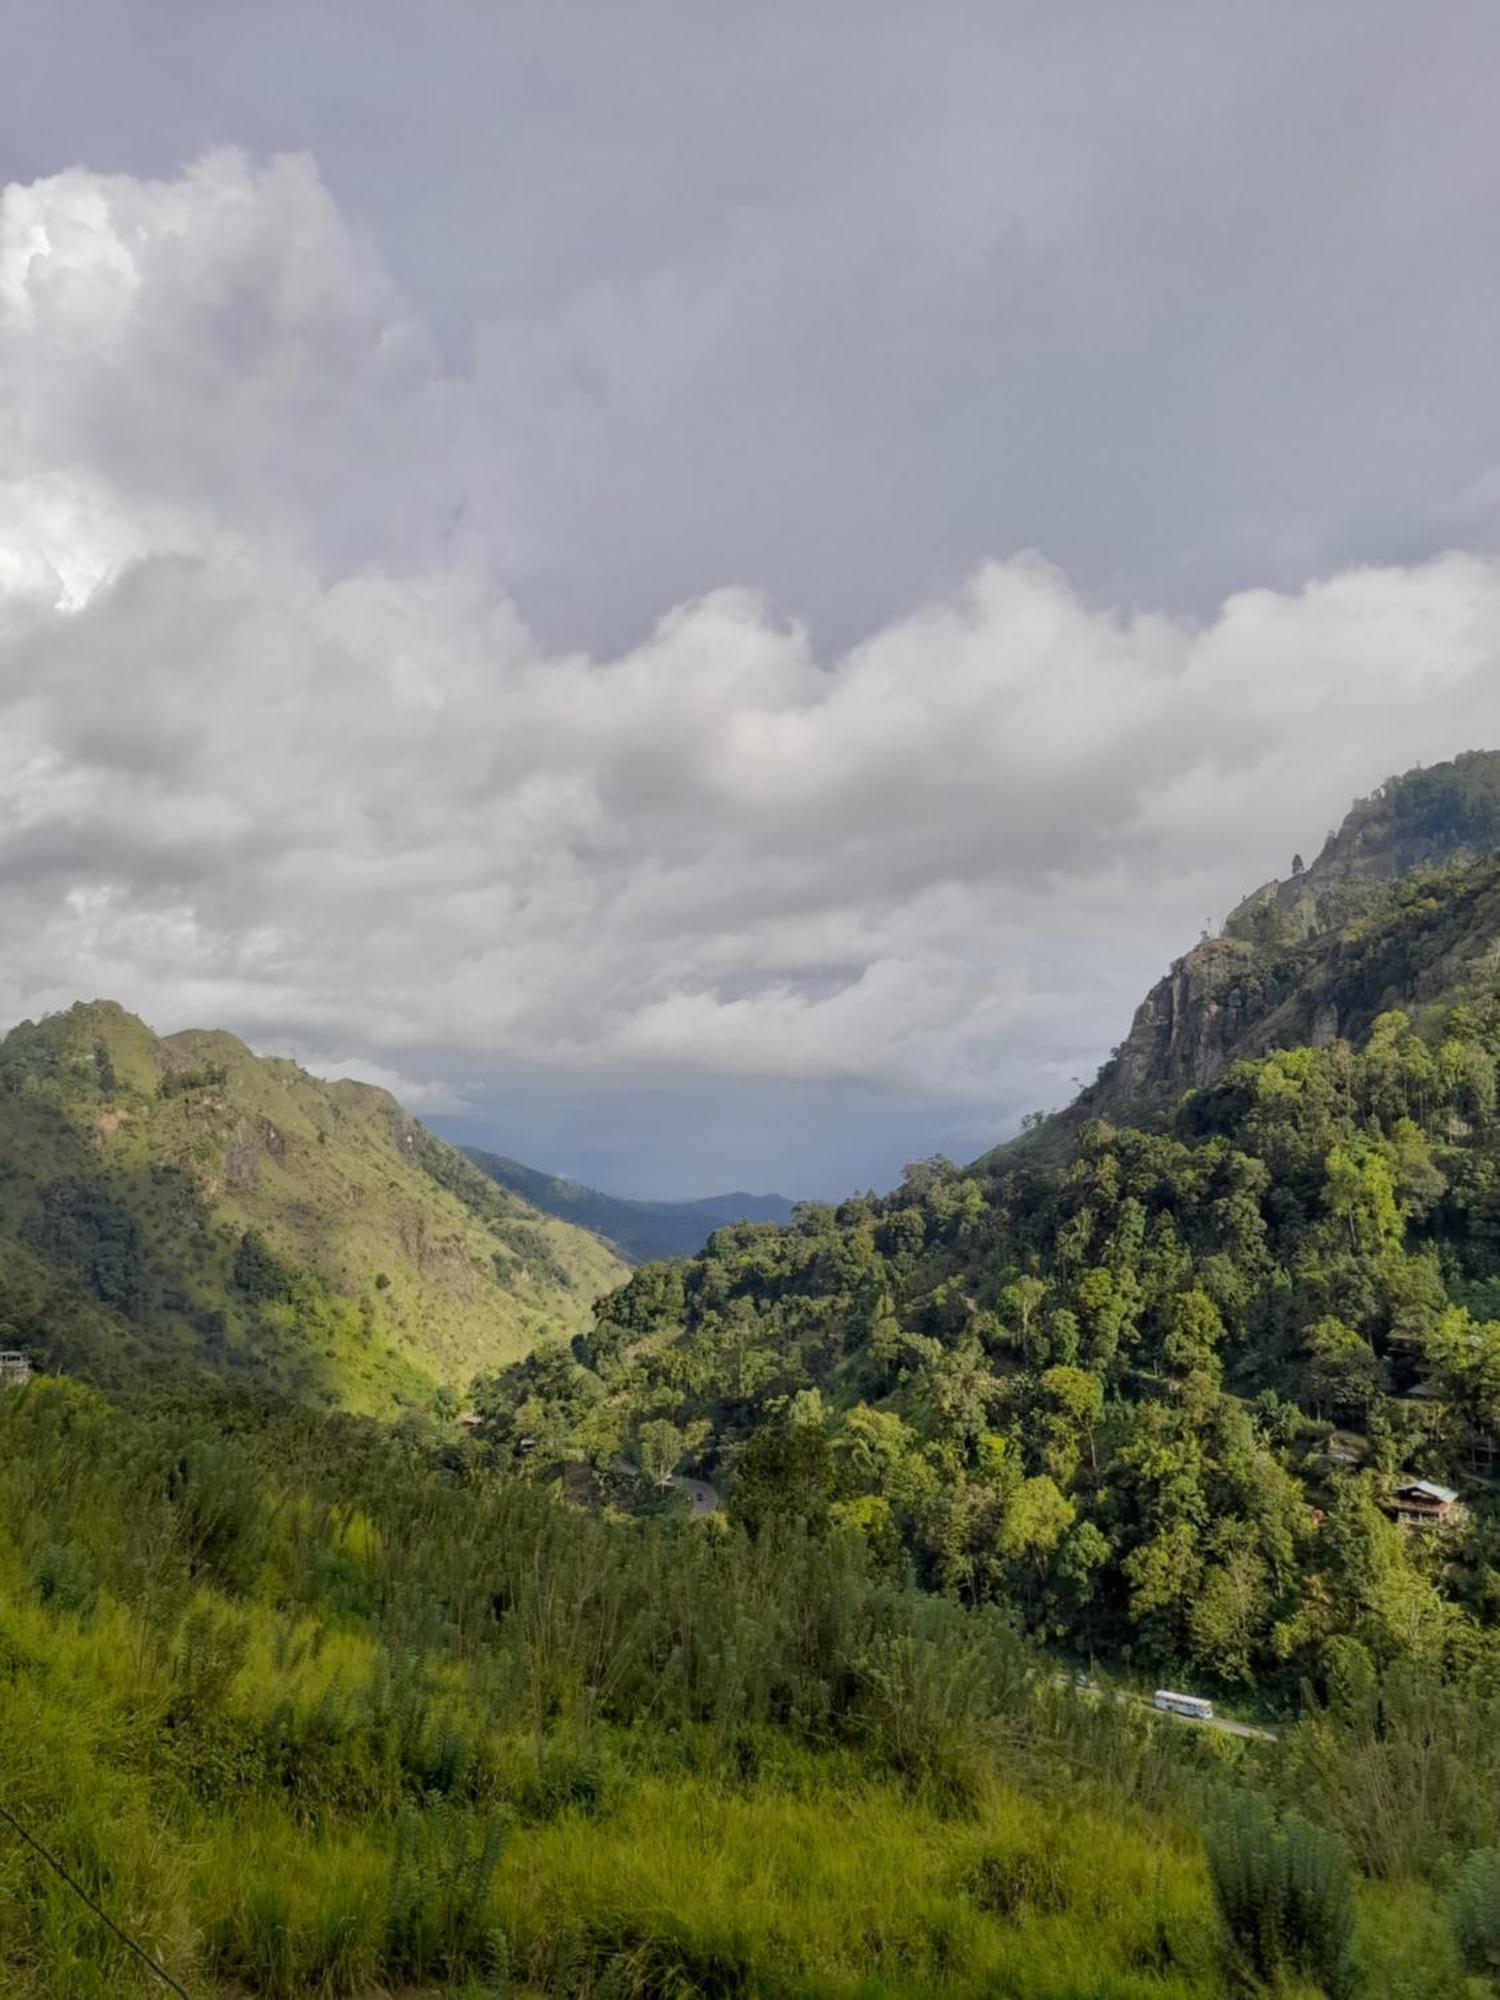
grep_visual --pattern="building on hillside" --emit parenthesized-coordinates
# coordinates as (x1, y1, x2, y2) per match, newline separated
(1391, 1478, 1459, 1527)
(0, 1351, 32, 1389)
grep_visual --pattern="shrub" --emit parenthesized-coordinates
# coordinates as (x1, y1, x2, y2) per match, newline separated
(383, 1798, 509, 1980)
(1451, 1847, 1500, 1978)
(1205, 1793, 1354, 1997)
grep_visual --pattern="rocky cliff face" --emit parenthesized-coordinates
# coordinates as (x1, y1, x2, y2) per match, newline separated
(1058, 750, 1500, 1132)
(1078, 931, 1342, 1125)
(1086, 937, 1284, 1115)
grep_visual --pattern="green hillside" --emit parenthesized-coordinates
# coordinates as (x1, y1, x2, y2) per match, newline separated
(464, 1146, 797, 1262)
(474, 757, 1500, 1707)
(0, 1002, 624, 1413)
(0, 1376, 1475, 2000)
(13, 765, 1500, 1997)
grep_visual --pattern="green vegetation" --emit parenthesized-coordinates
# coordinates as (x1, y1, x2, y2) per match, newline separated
(0, 1377, 1484, 1998)
(1204, 1796, 1354, 1996)
(476, 763, 1500, 1706)
(0, 1002, 624, 1415)
(476, 991, 1500, 1702)
(464, 1148, 796, 1264)
(15, 755, 1500, 1992)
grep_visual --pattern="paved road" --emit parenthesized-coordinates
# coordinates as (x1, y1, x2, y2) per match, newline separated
(671, 1474, 720, 1515)
(1059, 1676, 1278, 1742)
(609, 1457, 721, 1513)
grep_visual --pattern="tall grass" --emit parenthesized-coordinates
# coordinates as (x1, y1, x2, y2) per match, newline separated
(0, 1377, 1488, 1997)
(489, 1773, 1220, 1998)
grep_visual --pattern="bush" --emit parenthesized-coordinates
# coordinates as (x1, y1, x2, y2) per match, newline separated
(1451, 1847, 1500, 1978)
(384, 1798, 509, 1980)
(1205, 1793, 1354, 1997)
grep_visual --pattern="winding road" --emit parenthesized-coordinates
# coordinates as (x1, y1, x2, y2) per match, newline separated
(670, 1474, 721, 1515)
(1060, 1675, 1278, 1741)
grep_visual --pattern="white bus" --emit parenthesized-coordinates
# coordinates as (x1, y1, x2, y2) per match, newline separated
(1154, 1689, 1214, 1721)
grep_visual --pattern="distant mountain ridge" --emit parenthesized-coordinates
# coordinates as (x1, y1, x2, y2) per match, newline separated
(463, 1147, 797, 1262)
(0, 1002, 624, 1410)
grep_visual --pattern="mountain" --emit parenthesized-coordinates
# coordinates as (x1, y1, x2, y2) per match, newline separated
(11, 772, 1500, 1997)
(1057, 748, 1500, 1139)
(472, 749, 1500, 1702)
(463, 1146, 797, 1261)
(0, 1001, 624, 1411)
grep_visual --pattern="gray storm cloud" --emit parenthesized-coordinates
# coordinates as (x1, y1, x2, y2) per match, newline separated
(4, 149, 1500, 1190)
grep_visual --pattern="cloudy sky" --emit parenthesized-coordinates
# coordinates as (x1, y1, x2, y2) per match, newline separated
(5, 1, 1500, 1196)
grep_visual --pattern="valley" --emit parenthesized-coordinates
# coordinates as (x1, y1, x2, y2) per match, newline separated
(462, 1149, 797, 1264)
(8, 753, 1500, 1996)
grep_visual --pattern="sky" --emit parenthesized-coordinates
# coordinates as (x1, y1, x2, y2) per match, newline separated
(4, 1, 1500, 1196)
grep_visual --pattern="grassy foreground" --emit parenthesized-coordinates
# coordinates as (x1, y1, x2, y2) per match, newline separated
(0, 1379, 1483, 1998)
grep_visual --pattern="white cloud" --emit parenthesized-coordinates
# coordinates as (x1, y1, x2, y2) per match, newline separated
(5, 152, 1500, 1156)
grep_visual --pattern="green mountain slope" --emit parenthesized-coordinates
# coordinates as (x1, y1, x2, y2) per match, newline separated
(9, 775, 1500, 1995)
(463, 1146, 796, 1262)
(472, 753, 1500, 1702)
(0, 1002, 625, 1411)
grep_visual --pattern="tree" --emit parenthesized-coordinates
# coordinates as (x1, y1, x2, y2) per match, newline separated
(1163, 1288, 1225, 1378)
(1318, 1478, 1452, 1665)
(637, 1418, 684, 1488)
(1425, 1305, 1500, 1435)
(1038, 1365, 1103, 1482)
(233, 1227, 295, 1303)
(732, 1420, 833, 1535)
(910, 1340, 1002, 1461)
(998, 1275, 1048, 1361)
(997, 1475, 1074, 1574)
(1303, 1315, 1383, 1422)
(1073, 1265, 1132, 1370)
(1051, 1518, 1111, 1632)
(471, 1344, 599, 1472)
(1387, 1118, 1446, 1220)
(833, 1405, 926, 1503)
(1122, 1519, 1202, 1644)
(1188, 1524, 1270, 1683)
(1323, 1143, 1402, 1257)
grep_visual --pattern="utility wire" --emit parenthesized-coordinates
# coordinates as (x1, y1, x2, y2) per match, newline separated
(0, 1798, 191, 1998)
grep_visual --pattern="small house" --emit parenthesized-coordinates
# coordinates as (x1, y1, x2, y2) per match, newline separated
(0, 1351, 32, 1389)
(1391, 1478, 1459, 1527)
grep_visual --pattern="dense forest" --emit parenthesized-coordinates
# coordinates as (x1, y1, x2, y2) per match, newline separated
(477, 797, 1500, 1704)
(10, 755, 1500, 1993)
(479, 992, 1500, 1693)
